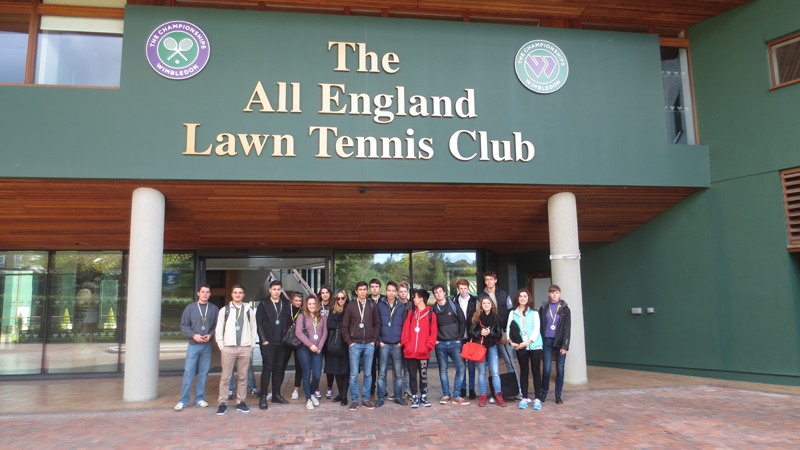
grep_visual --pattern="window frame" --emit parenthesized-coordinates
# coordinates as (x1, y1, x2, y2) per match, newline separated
(769, 30, 800, 90)
(0, 0, 124, 88)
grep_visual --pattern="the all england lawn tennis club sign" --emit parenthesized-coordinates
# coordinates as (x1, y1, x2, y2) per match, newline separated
(145, 20, 569, 164)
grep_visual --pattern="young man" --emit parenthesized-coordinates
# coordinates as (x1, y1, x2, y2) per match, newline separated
(255, 280, 292, 410)
(376, 281, 408, 407)
(215, 284, 258, 415)
(483, 271, 522, 402)
(367, 279, 385, 396)
(431, 284, 469, 405)
(285, 291, 305, 401)
(342, 281, 381, 410)
(401, 289, 437, 408)
(539, 285, 571, 405)
(397, 281, 412, 399)
(454, 279, 478, 399)
(175, 284, 219, 411)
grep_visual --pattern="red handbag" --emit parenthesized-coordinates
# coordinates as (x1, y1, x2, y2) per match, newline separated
(462, 319, 488, 363)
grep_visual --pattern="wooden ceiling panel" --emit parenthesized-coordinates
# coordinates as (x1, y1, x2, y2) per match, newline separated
(0, 179, 697, 253)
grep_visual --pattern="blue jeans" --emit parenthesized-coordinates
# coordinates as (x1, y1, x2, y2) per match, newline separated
(297, 346, 323, 400)
(542, 337, 566, 397)
(348, 342, 375, 402)
(228, 356, 256, 391)
(180, 342, 212, 405)
(377, 343, 403, 401)
(477, 345, 501, 396)
(435, 340, 465, 398)
(456, 339, 476, 393)
(402, 355, 410, 392)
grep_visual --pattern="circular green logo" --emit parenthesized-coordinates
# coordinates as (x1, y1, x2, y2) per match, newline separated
(156, 31, 200, 69)
(515, 40, 569, 94)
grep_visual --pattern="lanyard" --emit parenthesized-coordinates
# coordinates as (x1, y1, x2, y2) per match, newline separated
(197, 302, 208, 327)
(293, 307, 300, 321)
(272, 299, 282, 318)
(388, 302, 398, 321)
(313, 315, 318, 329)
(415, 309, 429, 328)
(235, 304, 242, 322)
(549, 303, 560, 323)
(358, 301, 366, 324)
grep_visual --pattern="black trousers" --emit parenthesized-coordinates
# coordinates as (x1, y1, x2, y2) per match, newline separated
(260, 342, 287, 394)
(516, 348, 543, 400)
(283, 346, 303, 388)
(335, 374, 348, 399)
(406, 358, 429, 396)
(327, 373, 335, 389)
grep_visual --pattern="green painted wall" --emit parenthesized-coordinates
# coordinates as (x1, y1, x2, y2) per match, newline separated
(568, 0, 800, 385)
(0, 5, 708, 187)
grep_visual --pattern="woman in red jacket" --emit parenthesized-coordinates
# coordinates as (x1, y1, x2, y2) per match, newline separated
(400, 289, 437, 408)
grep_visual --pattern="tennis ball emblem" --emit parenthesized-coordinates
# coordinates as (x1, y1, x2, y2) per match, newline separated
(146, 21, 210, 80)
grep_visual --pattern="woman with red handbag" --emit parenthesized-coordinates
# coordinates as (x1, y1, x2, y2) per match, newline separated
(467, 295, 505, 407)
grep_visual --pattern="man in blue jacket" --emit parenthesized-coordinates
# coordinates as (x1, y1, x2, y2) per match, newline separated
(376, 281, 408, 407)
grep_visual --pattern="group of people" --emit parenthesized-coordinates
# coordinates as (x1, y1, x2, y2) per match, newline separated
(174, 272, 571, 415)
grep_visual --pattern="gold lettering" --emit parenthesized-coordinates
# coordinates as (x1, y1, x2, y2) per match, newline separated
(243, 81, 275, 113)
(328, 41, 356, 72)
(396, 86, 406, 116)
(356, 136, 377, 159)
(382, 52, 400, 73)
(349, 93, 371, 115)
(357, 43, 380, 73)
(418, 138, 434, 160)
(319, 83, 346, 114)
(182, 123, 212, 155)
(272, 135, 295, 157)
(291, 82, 301, 113)
(215, 133, 237, 156)
(277, 82, 288, 113)
(380, 137, 402, 159)
(309, 126, 338, 158)
(335, 136, 354, 158)
(237, 134, 269, 156)
(409, 95, 429, 117)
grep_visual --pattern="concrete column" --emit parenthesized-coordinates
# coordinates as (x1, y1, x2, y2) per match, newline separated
(123, 187, 166, 402)
(547, 192, 588, 385)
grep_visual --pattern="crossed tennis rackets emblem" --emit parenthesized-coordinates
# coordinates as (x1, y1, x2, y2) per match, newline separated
(163, 37, 194, 63)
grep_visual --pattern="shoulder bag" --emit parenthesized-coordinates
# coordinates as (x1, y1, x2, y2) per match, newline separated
(461, 320, 487, 363)
(282, 315, 306, 349)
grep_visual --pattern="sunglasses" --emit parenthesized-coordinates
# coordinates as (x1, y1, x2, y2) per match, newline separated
(336, 296, 347, 300)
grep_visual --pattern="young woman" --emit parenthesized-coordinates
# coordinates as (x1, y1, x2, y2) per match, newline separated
(507, 289, 543, 410)
(286, 292, 304, 400)
(295, 294, 328, 410)
(400, 289, 437, 408)
(323, 290, 350, 406)
(317, 285, 333, 398)
(468, 295, 505, 407)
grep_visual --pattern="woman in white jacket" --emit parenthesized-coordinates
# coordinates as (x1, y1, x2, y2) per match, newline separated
(506, 288, 543, 410)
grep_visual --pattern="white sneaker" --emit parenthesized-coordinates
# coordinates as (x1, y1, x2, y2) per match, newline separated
(196, 400, 209, 408)
(266, 392, 272, 400)
(311, 397, 319, 406)
(291, 390, 299, 400)
(173, 402, 184, 411)
(306, 399, 314, 410)
(488, 396, 496, 404)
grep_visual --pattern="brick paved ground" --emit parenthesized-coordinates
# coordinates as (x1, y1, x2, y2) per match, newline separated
(2, 384, 799, 449)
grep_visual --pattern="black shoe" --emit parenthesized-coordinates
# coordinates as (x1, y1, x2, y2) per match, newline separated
(341, 398, 348, 406)
(541, 393, 547, 403)
(259, 395, 269, 410)
(236, 402, 250, 413)
(420, 394, 432, 407)
(228, 390, 234, 400)
(460, 388, 467, 398)
(394, 397, 408, 406)
(555, 395, 563, 405)
(469, 389, 476, 400)
(272, 393, 290, 404)
(375, 399, 384, 407)
(216, 404, 227, 416)
(333, 395, 342, 402)
(250, 388, 260, 398)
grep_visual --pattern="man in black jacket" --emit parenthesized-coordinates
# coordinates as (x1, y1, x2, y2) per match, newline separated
(255, 280, 292, 409)
(483, 271, 522, 402)
(432, 284, 469, 405)
(539, 284, 571, 405)
(454, 279, 477, 399)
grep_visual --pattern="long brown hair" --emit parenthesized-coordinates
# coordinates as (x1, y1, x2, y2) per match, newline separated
(332, 289, 348, 315)
(471, 294, 498, 324)
(318, 285, 332, 305)
(302, 294, 320, 319)
(512, 289, 533, 314)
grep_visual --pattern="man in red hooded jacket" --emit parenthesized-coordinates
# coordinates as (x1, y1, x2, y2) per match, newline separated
(400, 289, 437, 408)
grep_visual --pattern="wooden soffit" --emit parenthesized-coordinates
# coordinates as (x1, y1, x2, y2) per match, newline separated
(0, 179, 697, 253)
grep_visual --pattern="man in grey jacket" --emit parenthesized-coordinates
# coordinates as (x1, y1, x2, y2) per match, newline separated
(175, 284, 219, 411)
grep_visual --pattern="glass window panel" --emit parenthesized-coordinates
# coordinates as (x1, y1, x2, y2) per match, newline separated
(410, 252, 477, 299)
(35, 16, 123, 87)
(334, 253, 410, 296)
(45, 251, 122, 374)
(661, 47, 696, 145)
(159, 253, 195, 371)
(771, 35, 800, 86)
(0, 14, 29, 84)
(0, 251, 48, 375)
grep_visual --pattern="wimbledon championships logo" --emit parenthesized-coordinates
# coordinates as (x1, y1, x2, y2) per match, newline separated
(514, 40, 569, 94)
(146, 21, 210, 80)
